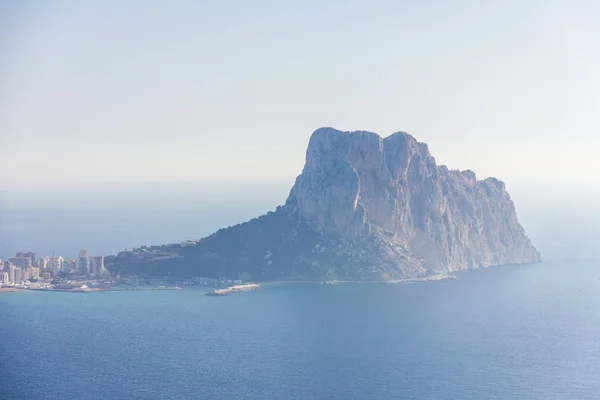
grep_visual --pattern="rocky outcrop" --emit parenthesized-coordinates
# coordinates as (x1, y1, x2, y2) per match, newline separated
(107, 128, 541, 281)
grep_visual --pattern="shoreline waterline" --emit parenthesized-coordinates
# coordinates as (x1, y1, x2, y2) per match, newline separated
(0, 287, 24, 293)
(258, 273, 458, 286)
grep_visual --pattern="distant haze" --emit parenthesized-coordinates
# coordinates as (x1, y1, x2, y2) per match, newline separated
(1, 1, 600, 185)
(1, 180, 600, 263)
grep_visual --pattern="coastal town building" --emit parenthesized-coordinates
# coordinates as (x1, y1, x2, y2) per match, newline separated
(38, 257, 48, 270)
(8, 257, 32, 270)
(16, 251, 36, 266)
(47, 256, 65, 275)
(0, 272, 8, 283)
(30, 267, 40, 279)
(6, 265, 15, 283)
(67, 260, 76, 273)
(77, 250, 89, 275)
(90, 256, 106, 276)
(14, 267, 22, 283)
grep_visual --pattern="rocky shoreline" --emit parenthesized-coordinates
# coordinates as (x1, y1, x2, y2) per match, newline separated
(260, 274, 458, 286)
(380, 274, 458, 284)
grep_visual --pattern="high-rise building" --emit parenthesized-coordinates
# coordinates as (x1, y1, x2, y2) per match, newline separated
(14, 267, 22, 283)
(8, 257, 32, 270)
(5, 265, 15, 283)
(63, 260, 76, 274)
(16, 252, 35, 266)
(77, 249, 89, 275)
(89, 256, 105, 276)
(21, 268, 30, 281)
(38, 257, 48, 270)
(47, 256, 65, 275)
(0, 272, 8, 283)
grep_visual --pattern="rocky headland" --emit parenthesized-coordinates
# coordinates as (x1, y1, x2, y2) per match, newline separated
(107, 128, 541, 281)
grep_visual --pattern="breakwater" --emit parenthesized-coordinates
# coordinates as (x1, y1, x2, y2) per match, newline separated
(205, 283, 260, 296)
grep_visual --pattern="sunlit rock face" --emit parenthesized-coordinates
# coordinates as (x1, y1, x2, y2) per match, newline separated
(107, 128, 541, 281)
(285, 127, 540, 279)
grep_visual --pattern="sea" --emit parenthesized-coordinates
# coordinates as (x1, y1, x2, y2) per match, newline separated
(2, 182, 600, 399)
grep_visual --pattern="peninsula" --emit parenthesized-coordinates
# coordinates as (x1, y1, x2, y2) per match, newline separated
(107, 128, 541, 281)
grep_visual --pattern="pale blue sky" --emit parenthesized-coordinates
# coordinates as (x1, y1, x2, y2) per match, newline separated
(1, 0, 599, 185)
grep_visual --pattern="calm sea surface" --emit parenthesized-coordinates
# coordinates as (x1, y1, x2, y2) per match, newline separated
(2, 184, 600, 399)
(2, 260, 600, 400)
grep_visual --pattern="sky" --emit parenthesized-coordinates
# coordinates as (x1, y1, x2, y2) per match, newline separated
(1, 0, 599, 186)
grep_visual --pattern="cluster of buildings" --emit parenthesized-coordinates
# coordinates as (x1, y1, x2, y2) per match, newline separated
(0, 249, 251, 290)
(191, 276, 242, 286)
(0, 249, 109, 285)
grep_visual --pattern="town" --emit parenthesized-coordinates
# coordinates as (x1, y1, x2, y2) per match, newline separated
(0, 249, 244, 292)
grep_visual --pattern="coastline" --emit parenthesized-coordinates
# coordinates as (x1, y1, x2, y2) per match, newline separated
(0, 287, 24, 293)
(0, 286, 181, 294)
(380, 274, 458, 284)
(1, 274, 456, 295)
(260, 273, 458, 286)
(28, 286, 181, 293)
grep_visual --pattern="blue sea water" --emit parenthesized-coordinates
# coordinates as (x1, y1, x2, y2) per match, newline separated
(3, 183, 600, 399)
(2, 259, 600, 400)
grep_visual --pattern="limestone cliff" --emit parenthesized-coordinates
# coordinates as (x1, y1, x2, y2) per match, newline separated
(107, 128, 541, 280)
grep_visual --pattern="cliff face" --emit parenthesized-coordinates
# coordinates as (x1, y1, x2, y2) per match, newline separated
(285, 128, 540, 276)
(107, 128, 541, 281)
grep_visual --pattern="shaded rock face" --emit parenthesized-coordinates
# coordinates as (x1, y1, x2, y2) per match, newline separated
(107, 128, 541, 281)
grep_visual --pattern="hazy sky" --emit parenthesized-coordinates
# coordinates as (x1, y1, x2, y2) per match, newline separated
(1, 0, 599, 185)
